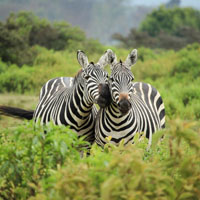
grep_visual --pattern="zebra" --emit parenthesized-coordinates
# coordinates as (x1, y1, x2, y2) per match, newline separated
(95, 49, 165, 148)
(0, 50, 112, 143)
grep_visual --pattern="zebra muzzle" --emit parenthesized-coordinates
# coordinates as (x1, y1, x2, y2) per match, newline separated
(97, 83, 112, 108)
(118, 99, 131, 115)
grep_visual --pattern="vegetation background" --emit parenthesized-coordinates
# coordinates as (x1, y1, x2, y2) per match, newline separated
(0, 0, 200, 199)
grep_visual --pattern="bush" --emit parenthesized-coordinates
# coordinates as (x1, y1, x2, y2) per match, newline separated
(29, 120, 200, 200)
(66, 38, 105, 54)
(0, 45, 107, 94)
(0, 122, 89, 199)
(0, 64, 35, 93)
(0, 58, 8, 73)
(171, 43, 200, 77)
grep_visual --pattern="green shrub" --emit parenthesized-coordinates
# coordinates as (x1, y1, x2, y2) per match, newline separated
(179, 85, 200, 106)
(0, 64, 35, 93)
(0, 122, 88, 199)
(164, 95, 183, 118)
(133, 49, 174, 81)
(29, 120, 200, 200)
(171, 43, 200, 77)
(0, 58, 8, 73)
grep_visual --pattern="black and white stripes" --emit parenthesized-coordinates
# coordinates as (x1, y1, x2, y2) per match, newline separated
(33, 50, 112, 143)
(95, 49, 165, 147)
(0, 50, 112, 144)
(0, 49, 165, 148)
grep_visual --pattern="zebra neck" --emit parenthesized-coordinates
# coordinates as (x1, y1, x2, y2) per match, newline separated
(69, 83, 94, 118)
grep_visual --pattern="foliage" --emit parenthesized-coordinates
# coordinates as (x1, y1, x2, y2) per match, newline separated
(0, 41, 106, 93)
(0, 122, 89, 199)
(133, 43, 200, 120)
(0, 11, 104, 66)
(140, 6, 200, 36)
(0, 120, 200, 199)
(0, 63, 35, 93)
(0, 14, 200, 198)
(113, 7, 200, 50)
(0, 43, 200, 120)
(0, 20, 37, 66)
(171, 43, 200, 76)
(0, 0, 152, 44)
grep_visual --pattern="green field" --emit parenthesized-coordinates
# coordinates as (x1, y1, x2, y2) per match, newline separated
(1, 8, 200, 200)
(0, 44, 200, 199)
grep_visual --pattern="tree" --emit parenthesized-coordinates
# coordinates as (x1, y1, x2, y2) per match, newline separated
(0, 11, 88, 65)
(112, 7, 200, 50)
(140, 7, 200, 36)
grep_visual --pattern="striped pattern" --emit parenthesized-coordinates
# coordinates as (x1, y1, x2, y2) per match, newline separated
(95, 49, 165, 147)
(34, 75, 97, 142)
(0, 50, 113, 143)
(33, 50, 111, 143)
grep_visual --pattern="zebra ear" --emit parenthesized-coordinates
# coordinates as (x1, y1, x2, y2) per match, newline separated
(97, 49, 117, 69)
(124, 49, 137, 69)
(77, 50, 89, 69)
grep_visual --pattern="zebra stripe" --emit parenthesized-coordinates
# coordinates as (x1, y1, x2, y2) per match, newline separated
(95, 49, 165, 147)
(33, 50, 112, 143)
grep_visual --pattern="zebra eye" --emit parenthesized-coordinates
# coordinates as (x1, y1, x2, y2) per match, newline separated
(83, 73, 90, 80)
(84, 75, 90, 80)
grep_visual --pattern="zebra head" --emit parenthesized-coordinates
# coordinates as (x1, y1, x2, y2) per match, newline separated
(77, 49, 114, 108)
(109, 49, 138, 115)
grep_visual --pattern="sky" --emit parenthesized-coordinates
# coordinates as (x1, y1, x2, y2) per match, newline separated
(131, 0, 200, 9)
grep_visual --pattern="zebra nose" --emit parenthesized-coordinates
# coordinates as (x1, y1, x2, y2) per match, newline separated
(118, 99, 131, 115)
(97, 83, 111, 108)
